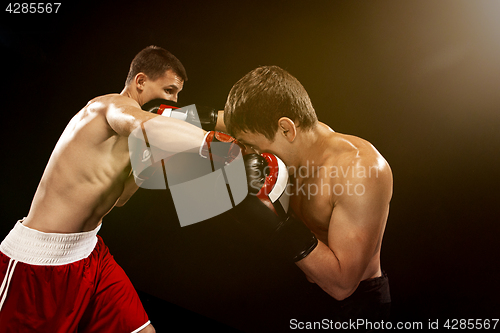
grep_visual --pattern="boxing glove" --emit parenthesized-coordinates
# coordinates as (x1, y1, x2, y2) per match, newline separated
(142, 99, 219, 131)
(165, 131, 243, 187)
(232, 153, 318, 262)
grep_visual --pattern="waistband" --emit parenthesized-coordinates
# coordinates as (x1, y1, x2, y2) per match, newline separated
(0, 220, 101, 266)
(350, 270, 391, 303)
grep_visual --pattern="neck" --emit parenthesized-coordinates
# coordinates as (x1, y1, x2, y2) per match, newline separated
(120, 86, 135, 100)
(290, 123, 332, 179)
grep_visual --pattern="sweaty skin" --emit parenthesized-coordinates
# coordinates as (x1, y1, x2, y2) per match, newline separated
(22, 70, 206, 234)
(235, 120, 393, 301)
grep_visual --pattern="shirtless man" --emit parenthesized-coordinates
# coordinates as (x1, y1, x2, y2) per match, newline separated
(0, 46, 213, 332)
(223, 66, 393, 321)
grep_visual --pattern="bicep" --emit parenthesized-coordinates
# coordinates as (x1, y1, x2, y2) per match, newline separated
(328, 199, 383, 269)
(327, 167, 392, 278)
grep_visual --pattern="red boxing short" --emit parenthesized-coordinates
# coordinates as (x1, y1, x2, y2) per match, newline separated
(0, 220, 150, 333)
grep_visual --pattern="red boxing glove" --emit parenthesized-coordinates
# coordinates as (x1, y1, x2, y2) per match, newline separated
(199, 131, 243, 169)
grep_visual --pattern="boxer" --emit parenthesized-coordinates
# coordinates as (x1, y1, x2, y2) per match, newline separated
(0, 46, 226, 332)
(223, 66, 393, 321)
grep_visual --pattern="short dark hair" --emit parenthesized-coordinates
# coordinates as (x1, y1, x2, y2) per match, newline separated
(224, 66, 317, 141)
(125, 45, 187, 86)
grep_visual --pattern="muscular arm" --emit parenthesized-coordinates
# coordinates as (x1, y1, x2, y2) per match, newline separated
(295, 154, 393, 300)
(103, 94, 207, 149)
(96, 94, 208, 205)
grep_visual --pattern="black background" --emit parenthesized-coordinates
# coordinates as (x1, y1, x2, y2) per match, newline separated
(1, 0, 499, 331)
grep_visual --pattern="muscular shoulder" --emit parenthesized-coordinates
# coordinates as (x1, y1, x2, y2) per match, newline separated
(327, 132, 389, 171)
(85, 94, 140, 114)
(85, 94, 149, 137)
(325, 132, 393, 202)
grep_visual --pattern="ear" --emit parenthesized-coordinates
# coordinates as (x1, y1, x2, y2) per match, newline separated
(134, 73, 148, 92)
(278, 117, 296, 143)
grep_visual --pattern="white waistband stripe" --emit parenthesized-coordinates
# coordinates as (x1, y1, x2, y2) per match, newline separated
(0, 258, 18, 312)
(131, 320, 151, 333)
(0, 221, 101, 266)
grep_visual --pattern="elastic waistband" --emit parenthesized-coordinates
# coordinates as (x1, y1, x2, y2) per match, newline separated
(0, 220, 101, 266)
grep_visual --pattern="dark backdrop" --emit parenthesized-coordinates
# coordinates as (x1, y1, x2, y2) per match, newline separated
(1, 0, 499, 331)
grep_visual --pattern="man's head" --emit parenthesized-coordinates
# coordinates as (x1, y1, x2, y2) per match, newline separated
(224, 66, 318, 143)
(125, 46, 187, 104)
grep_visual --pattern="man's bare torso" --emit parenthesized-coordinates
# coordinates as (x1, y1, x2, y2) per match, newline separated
(290, 124, 391, 281)
(23, 94, 137, 233)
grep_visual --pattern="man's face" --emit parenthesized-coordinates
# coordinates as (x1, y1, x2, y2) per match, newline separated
(141, 69, 184, 104)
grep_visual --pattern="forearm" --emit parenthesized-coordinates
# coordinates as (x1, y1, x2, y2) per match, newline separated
(135, 116, 206, 158)
(295, 241, 359, 300)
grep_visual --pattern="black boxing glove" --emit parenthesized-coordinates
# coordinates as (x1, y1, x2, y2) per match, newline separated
(232, 153, 318, 262)
(192, 105, 219, 131)
(142, 99, 219, 131)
